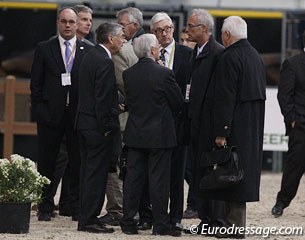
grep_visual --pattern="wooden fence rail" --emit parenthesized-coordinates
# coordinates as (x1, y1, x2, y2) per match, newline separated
(0, 75, 37, 158)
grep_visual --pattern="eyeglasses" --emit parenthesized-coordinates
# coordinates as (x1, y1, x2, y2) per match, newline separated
(154, 26, 173, 35)
(120, 22, 134, 28)
(186, 23, 203, 29)
(59, 19, 77, 25)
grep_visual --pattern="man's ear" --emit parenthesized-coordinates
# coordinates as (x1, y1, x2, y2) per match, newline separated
(108, 35, 114, 45)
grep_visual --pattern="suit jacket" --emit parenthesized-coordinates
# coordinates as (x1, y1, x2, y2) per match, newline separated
(30, 36, 91, 127)
(112, 41, 138, 96)
(277, 52, 305, 134)
(172, 43, 192, 144)
(76, 45, 119, 134)
(123, 58, 184, 148)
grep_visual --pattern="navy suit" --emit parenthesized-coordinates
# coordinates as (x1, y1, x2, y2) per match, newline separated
(76, 45, 120, 227)
(30, 36, 91, 215)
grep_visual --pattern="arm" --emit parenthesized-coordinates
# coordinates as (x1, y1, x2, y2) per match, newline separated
(213, 54, 239, 140)
(164, 70, 184, 112)
(277, 59, 296, 126)
(95, 59, 118, 132)
(30, 45, 44, 106)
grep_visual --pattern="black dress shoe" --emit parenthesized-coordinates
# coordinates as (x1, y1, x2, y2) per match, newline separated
(137, 221, 152, 230)
(153, 228, 181, 237)
(38, 212, 52, 221)
(271, 204, 284, 217)
(122, 228, 139, 235)
(59, 210, 72, 217)
(172, 222, 183, 231)
(78, 224, 114, 233)
(99, 213, 120, 226)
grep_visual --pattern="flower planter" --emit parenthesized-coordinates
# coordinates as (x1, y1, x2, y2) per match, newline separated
(0, 202, 31, 234)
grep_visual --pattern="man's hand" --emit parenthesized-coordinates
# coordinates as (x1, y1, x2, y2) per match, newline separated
(118, 103, 125, 113)
(215, 137, 227, 147)
(291, 121, 295, 128)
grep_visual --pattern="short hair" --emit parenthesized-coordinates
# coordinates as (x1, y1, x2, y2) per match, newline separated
(95, 22, 123, 44)
(73, 4, 93, 15)
(132, 33, 158, 58)
(303, 30, 305, 47)
(222, 16, 247, 39)
(116, 7, 143, 27)
(57, 7, 77, 19)
(150, 12, 173, 30)
(191, 9, 214, 34)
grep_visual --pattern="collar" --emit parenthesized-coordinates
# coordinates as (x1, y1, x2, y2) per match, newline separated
(197, 40, 208, 56)
(99, 44, 112, 59)
(162, 39, 175, 54)
(58, 35, 77, 47)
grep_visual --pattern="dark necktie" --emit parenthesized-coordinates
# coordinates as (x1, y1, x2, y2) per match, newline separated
(160, 48, 166, 66)
(64, 41, 73, 72)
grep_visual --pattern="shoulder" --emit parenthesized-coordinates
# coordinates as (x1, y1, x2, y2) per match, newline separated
(287, 52, 305, 63)
(176, 43, 192, 53)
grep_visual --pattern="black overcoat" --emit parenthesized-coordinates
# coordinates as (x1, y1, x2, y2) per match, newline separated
(188, 36, 224, 196)
(211, 39, 266, 202)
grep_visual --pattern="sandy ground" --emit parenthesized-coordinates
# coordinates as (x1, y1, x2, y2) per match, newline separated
(1, 172, 305, 240)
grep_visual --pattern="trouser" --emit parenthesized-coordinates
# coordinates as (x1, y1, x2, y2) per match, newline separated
(120, 148, 172, 232)
(37, 108, 80, 214)
(276, 123, 305, 207)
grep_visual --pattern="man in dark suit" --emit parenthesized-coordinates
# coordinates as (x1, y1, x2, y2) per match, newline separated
(30, 7, 91, 221)
(150, 12, 192, 231)
(120, 33, 184, 236)
(76, 22, 124, 233)
(272, 30, 305, 218)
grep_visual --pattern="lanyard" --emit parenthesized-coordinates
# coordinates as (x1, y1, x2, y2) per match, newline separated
(167, 43, 175, 70)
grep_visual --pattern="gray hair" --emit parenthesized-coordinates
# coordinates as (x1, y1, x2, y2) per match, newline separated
(116, 7, 143, 27)
(132, 33, 158, 59)
(73, 4, 93, 14)
(150, 12, 173, 30)
(222, 16, 247, 39)
(191, 9, 214, 34)
(95, 22, 123, 44)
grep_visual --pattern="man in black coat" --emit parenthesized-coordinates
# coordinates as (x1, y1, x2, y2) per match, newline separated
(150, 12, 192, 231)
(30, 7, 91, 221)
(76, 22, 124, 233)
(120, 33, 184, 236)
(212, 16, 266, 237)
(272, 30, 305, 218)
(185, 8, 227, 233)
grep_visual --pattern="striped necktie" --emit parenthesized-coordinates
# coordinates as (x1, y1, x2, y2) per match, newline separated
(64, 41, 73, 72)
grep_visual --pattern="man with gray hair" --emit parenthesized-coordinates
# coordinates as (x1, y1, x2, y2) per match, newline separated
(120, 33, 184, 236)
(184, 8, 227, 235)
(73, 4, 94, 45)
(211, 16, 266, 238)
(76, 22, 125, 233)
(150, 12, 192, 232)
(98, 7, 145, 227)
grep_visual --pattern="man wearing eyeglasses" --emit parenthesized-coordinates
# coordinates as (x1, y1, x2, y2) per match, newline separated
(30, 7, 92, 221)
(184, 8, 227, 235)
(150, 12, 192, 232)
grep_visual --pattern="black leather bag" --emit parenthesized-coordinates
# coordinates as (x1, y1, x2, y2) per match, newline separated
(199, 146, 244, 190)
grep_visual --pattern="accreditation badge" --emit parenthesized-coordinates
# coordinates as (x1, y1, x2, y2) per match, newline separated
(61, 73, 71, 86)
